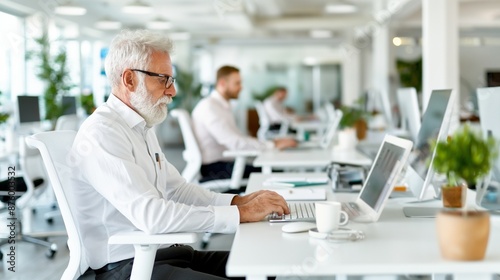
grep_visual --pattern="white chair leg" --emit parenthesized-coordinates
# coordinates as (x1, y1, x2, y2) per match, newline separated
(230, 156, 246, 189)
(130, 244, 160, 280)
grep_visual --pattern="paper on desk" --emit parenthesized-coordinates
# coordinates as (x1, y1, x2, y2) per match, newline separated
(263, 176, 329, 187)
(268, 188, 327, 201)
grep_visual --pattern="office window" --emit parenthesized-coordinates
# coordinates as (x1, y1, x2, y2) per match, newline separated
(0, 11, 25, 101)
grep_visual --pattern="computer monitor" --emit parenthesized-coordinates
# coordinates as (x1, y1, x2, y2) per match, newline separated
(477, 86, 500, 180)
(404, 89, 455, 201)
(397, 88, 421, 142)
(17, 95, 41, 124)
(62, 96, 77, 115)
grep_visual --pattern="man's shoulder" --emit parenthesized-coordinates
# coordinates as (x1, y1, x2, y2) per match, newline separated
(79, 105, 124, 133)
(192, 96, 219, 116)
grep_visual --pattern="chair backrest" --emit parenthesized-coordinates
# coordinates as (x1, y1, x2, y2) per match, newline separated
(254, 101, 271, 141)
(26, 130, 87, 279)
(15, 135, 49, 208)
(325, 103, 336, 123)
(170, 109, 202, 183)
(55, 114, 80, 131)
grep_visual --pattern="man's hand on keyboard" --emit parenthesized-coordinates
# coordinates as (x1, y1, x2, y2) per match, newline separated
(230, 190, 268, 206)
(237, 190, 290, 223)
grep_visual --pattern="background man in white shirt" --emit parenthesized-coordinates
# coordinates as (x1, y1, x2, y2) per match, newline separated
(263, 87, 315, 132)
(263, 86, 293, 128)
(70, 30, 289, 280)
(192, 66, 297, 183)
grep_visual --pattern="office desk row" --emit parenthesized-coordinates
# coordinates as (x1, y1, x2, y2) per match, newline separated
(253, 147, 372, 174)
(226, 173, 500, 280)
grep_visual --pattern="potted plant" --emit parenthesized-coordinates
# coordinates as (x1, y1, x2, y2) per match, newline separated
(431, 124, 498, 261)
(80, 89, 96, 116)
(339, 104, 370, 141)
(431, 124, 498, 208)
(26, 30, 73, 128)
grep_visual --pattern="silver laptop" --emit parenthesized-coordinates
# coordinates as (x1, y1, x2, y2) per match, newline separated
(269, 135, 413, 223)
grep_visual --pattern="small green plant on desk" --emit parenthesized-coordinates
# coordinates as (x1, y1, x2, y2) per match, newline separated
(431, 124, 498, 208)
(339, 105, 370, 140)
(433, 124, 498, 261)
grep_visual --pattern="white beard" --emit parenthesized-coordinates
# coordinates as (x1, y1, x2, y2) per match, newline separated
(130, 79, 172, 127)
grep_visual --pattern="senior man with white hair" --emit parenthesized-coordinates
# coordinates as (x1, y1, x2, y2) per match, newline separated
(70, 29, 289, 280)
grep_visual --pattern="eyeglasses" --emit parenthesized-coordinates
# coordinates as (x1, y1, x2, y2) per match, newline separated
(130, 69, 175, 89)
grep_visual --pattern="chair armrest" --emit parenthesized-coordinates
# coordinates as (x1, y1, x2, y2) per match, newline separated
(109, 231, 197, 280)
(109, 231, 197, 245)
(223, 150, 260, 158)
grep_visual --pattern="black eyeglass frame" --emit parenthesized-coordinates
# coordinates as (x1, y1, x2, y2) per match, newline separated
(130, 69, 175, 89)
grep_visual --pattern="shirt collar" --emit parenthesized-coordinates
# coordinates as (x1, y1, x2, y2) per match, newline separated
(211, 90, 231, 110)
(107, 93, 148, 130)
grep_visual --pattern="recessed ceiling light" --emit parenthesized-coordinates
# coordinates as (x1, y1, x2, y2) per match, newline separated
(310, 30, 332, 39)
(393, 37, 402, 46)
(325, 3, 358, 14)
(303, 57, 318, 65)
(95, 18, 122, 30)
(169, 32, 191, 40)
(147, 18, 173, 30)
(55, 2, 87, 16)
(122, 0, 153, 14)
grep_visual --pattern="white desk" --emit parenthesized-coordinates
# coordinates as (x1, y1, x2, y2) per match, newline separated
(291, 120, 330, 140)
(226, 173, 500, 280)
(253, 147, 372, 174)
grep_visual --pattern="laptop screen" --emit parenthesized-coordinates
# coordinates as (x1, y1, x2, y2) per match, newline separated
(359, 141, 407, 211)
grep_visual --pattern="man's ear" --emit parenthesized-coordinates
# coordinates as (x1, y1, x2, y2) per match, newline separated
(122, 70, 136, 92)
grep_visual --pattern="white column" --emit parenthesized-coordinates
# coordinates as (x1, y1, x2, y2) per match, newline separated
(312, 65, 321, 112)
(422, 0, 459, 127)
(341, 45, 361, 107)
(372, 0, 393, 127)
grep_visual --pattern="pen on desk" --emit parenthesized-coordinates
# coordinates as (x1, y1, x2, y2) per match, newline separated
(263, 182, 294, 188)
(155, 153, 161, 170)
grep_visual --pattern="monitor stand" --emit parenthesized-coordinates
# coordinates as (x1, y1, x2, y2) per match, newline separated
(401, 166, 442, 217)
(403, 206, 441, 218)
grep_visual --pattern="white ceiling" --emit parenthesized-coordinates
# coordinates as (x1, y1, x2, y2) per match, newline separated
(1, 0, 499, 45)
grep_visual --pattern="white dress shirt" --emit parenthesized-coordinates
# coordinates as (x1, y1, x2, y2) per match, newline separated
(192, 90, 272, 164)
(263, 95, 292, 123)
(70, 94, 239, 269)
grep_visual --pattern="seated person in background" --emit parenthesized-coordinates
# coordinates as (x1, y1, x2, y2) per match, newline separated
(263, 87, 315, 132)
(192, 66, 297, 182)
(70, 30, 289, 280)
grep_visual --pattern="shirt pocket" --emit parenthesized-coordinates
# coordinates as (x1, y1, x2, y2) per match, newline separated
(155, 153, 168, 194)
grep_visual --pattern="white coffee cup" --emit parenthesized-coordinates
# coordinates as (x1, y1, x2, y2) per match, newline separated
(315, 201, 349, 233)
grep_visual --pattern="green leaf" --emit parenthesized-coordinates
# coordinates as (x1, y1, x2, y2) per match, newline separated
(430, 124, 499, 186)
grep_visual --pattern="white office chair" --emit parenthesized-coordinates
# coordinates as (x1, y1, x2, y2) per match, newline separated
(325, 103, 337, 123)
(43, 114, 81, 224)
(55, 114, 80, 131)
(254, 100, 288, 142)
(0, 136, 59, 259)
(26, 131, 196, 280)
(170, 109, 256, 192)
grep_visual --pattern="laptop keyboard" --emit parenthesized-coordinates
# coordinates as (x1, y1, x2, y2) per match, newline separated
(342, 202, 362, 218)
(268, 202, 315, 223)
(269, 201, 364, 223)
